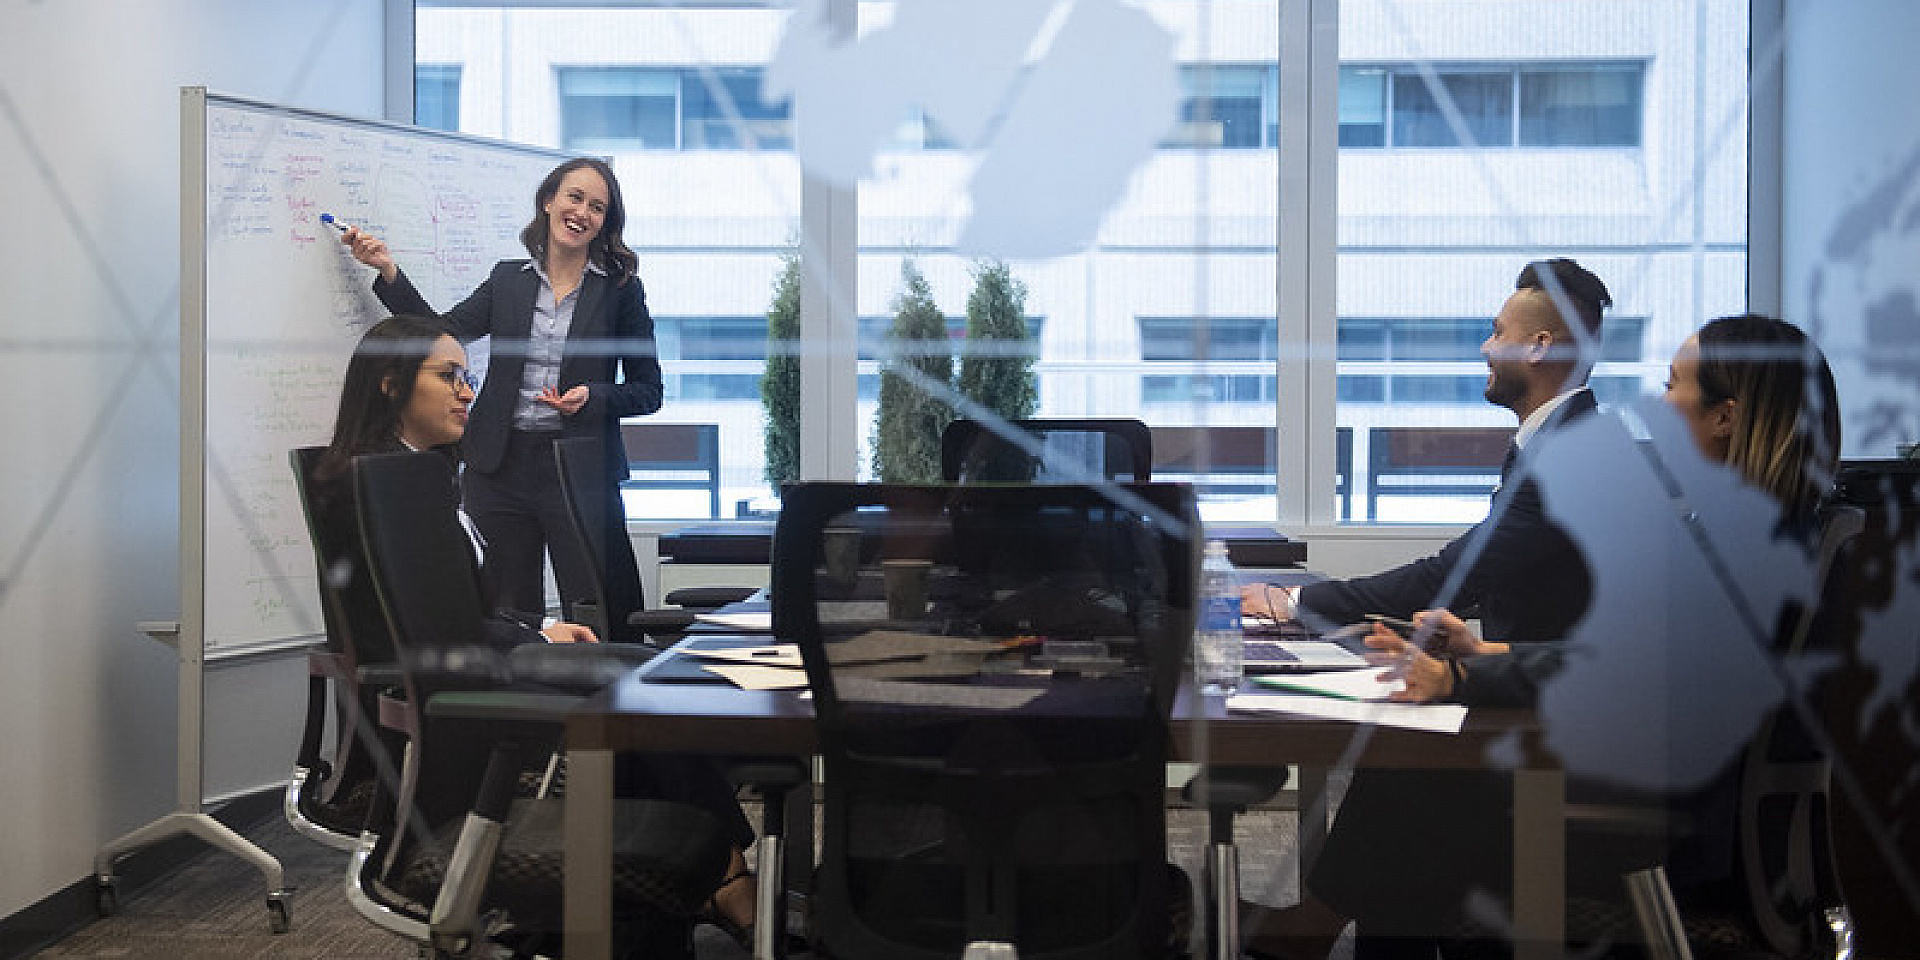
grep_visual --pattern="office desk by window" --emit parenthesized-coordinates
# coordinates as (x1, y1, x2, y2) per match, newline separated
(561, 640, 1563, 960)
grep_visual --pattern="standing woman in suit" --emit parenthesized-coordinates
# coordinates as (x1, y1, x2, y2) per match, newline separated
(339, 158, 657, 627)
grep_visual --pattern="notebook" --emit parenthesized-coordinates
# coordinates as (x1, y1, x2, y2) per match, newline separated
(1238, 618, 1369, 672)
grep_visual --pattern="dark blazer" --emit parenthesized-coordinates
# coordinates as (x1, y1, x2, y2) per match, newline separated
(373, 261, 664, 482)
(310, 442, 545, 653)
(1299, 388, 1598, 643)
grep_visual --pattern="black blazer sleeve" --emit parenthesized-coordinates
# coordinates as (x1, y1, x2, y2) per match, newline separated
(1451, 643, 1565, 707)
(1296, 550, 1452, 629)
(371, 266, 501, 345)
(1298, 392, 1598, 641)
(1298, 474, 1590, 641)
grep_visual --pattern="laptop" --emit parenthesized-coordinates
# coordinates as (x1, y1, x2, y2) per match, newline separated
(1238, 618, 1370, 672)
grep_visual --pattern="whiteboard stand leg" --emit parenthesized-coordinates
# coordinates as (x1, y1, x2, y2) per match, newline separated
(94, 811, 290, 927)
(95, 620, 290, 932)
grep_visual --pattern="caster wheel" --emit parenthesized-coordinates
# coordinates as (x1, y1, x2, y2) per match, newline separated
(266, 894, 291, 933)
(95, 877, 119, 917)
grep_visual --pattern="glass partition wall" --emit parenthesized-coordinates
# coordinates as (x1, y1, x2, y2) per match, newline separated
(416, 0, 1746, 527)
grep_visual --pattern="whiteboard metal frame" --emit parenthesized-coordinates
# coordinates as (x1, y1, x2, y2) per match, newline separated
(94, 89, 290, 933)
(101, 87, 578, 933)
(188, 87, 575, 663)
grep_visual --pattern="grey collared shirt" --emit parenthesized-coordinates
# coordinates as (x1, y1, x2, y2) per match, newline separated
(512, 260, 605, 431)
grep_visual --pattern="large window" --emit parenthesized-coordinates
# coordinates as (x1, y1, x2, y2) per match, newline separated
(558, 66, 792, 152)
(1163, 65, 1278, 149)
(655, 316, 768, 402)
(418, 1, 1743, 527)
(1140, 316, 1279, 404)
(1335, 6, 1741, 523)
(414, 64, 461, 132)
(1340, 62, 1644, 149)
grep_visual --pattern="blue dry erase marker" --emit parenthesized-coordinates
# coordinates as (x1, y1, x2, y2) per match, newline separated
(319, 213, 350, 232)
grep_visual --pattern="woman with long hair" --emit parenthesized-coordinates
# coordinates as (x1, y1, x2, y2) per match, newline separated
(340, 157, 657, 631)
(308, 315, 761, 946)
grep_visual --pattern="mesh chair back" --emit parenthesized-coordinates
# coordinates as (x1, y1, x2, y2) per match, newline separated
(941, 418, 1153, 486)
(291, 446, 400, 666)
(285, 446, 396, 840)
(352, 452, 538, 838)
(776, 482, 1198, 960)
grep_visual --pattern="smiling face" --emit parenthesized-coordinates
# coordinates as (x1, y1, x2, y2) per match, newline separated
(1480, 288, 1554, 413)
(394, 335, 472, 449)
(542, 165, 610, 257)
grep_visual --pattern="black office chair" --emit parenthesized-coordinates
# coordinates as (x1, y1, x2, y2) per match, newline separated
(352, 450, 734, 959)
(940, 418, 1154, 485)
(777, 482, 1199, 959)
(940, 420, 1274, 958)
(1566, 503, 1866, 960)
(284, 445, 401, 851)
(552, 436, 756, 645)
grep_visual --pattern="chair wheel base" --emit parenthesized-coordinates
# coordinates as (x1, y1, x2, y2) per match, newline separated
(267, 891, 292, 933)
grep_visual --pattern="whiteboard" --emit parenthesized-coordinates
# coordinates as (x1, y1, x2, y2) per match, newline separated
(182, 89, 574, 658)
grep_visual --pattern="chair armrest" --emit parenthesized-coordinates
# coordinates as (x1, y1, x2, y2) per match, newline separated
(377, 691, 417, 738)
(357, 663, 406, 687)
(506, 643, 655, 693)
(308, 650, 353, 682)
(424, 690, 585, 723)
(627, 608, 699, 632)
(664, 586, 760, 610)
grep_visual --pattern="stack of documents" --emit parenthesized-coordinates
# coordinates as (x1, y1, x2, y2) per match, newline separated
(685, 643, 807, 690)
(1225, 668, 1467, 734)
(693, 610, 775, 633)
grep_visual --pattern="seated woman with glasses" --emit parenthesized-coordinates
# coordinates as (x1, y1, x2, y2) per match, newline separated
(308, 314, 762, 946)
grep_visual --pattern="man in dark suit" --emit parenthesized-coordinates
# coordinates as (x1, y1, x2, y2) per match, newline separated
(1243, 257, 1611, 643)
(1240, 258, 1613, 960)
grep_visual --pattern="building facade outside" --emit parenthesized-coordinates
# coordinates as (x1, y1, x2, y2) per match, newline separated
(414, 0, 1748, 524)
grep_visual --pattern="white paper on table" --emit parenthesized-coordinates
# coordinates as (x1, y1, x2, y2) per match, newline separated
(1225, 692, 1468, 735)
(1251, 667, 1401, 701)
(694, 610, 774, 632)
(688, 644, 803, 668)
(699, 663, 809, 690)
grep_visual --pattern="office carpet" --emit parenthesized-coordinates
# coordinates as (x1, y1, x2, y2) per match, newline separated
(29, 798, 1346, 959)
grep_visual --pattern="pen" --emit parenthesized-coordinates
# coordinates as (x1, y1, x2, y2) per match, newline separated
(319, 213, 350, 232)
(1364, 613, 1416, 635)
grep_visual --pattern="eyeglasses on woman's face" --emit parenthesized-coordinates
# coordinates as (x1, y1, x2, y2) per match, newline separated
(431, 364, 479, 393)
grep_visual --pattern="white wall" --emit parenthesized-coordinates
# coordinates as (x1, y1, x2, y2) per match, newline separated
(0, 0, 384, 919)
(1780, 0, 1920, 457)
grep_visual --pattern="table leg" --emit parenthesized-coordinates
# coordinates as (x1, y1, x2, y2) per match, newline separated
(1512, 768, 1565, 960)
(565, 746, 616, 960)
(1295, 763, 1329, 882)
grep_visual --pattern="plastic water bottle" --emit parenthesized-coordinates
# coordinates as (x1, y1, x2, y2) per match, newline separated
(1196, 540, 1244, 694)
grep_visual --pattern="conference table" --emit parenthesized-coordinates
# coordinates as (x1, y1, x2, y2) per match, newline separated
(561, 636, 1568, 960)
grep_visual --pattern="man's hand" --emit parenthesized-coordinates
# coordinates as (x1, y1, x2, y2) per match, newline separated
(542, 621, 600, 644)
(1240, 582, 1292, 622)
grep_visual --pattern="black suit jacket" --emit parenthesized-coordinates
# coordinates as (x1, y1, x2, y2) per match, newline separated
(1299, 389, 1597, 643)
(311, 441, 549, 657)
(373, 261, 664, 482)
